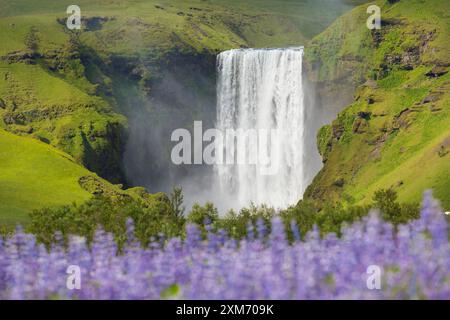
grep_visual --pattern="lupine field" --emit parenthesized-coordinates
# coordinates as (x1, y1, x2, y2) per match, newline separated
(0, 191, 448, 300)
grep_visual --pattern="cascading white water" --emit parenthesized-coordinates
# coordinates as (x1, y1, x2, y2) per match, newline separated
(215, 47, 306, 209)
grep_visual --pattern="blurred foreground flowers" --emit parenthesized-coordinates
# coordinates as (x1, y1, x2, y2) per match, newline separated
(0, 191, 448, 299)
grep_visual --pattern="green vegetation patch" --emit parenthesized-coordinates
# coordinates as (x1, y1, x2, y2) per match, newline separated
(0, 128, 92, 224)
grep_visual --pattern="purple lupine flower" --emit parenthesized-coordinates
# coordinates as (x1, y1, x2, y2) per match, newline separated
(0, 192, 448, 299)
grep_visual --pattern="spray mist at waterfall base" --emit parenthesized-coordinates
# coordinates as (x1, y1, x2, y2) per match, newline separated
(124, 47, 324, 215)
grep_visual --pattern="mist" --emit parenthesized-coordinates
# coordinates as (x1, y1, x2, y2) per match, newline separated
(122, 53, 228, 212)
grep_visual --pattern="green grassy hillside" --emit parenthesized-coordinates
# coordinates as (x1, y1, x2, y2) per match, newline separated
(0, 0, 367, 50)
(304, 0, 450, 209)
(0, 128, 93, 224)
(0, 128, 169, 225)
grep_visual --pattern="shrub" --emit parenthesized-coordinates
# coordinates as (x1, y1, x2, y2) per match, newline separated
(372, 188, 419, 225)
(28, 193, 184, 249)
(169, 186, 185, 219)
(26, 187, 421, 249)
(216, 204, 275, 239)
(187, 202, 219, 226)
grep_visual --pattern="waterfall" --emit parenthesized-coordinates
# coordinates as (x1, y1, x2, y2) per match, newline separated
(215, 47, 307, 209)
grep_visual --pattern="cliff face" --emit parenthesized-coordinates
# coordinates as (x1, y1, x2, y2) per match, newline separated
(304, 0, 450, 208)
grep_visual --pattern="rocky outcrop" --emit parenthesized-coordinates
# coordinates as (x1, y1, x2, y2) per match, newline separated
(1, 50, 40, 64)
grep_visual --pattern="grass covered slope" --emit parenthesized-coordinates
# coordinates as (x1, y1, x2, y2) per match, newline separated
(0, 0, 309, 56)
(0, 0, 367, 52)
(0, 12, 127, 182)
(0, 128, 92, 224)
(304, 0, 450, 208)
(0, 128, 169, 225)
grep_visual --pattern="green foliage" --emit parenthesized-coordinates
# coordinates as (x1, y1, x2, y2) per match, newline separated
(25, 186, 421, 249)
(0, 128, 92, 224)
(187, 202, 219, 226)
(0, 225, 14, 239)
(169, 186, 185, 219)
(281, 200, 317, 238)
(372, 188, 420, 225)
(212, 194, 418, 242)
(28, 194, 183, 249)
(281, 200, 369, 239)
(373, 188, 400, 217)
(216, 204, 275, 239)
(317, 124, 332, 158)
(160, 284, 181, 299)
(24, 26, 39, 52)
